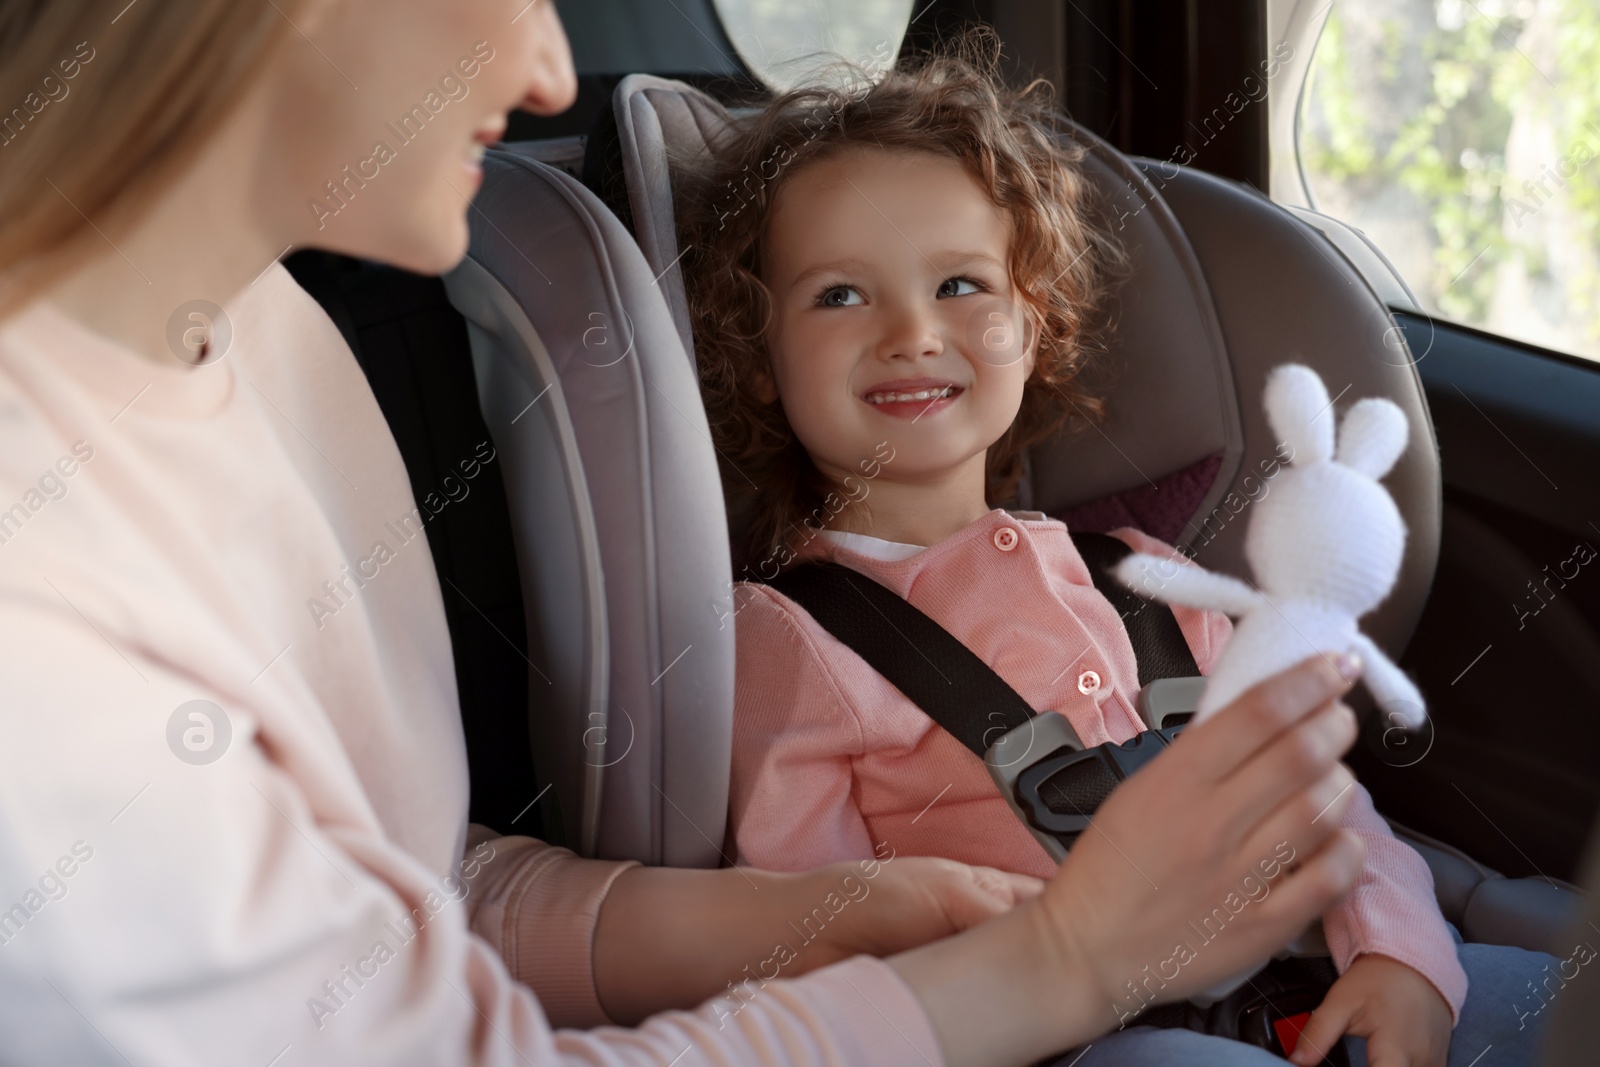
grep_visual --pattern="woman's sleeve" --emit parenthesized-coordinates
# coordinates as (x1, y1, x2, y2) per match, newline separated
(727, 585, 879, 872)
(0, 604, 942, 1065)
(1322, 786, 1470, 1024)
(461, 825, 640, 1028)
(1106, 527, 1234, 672)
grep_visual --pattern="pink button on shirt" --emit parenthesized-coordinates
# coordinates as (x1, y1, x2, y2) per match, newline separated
(729, 509, 1468, 1020)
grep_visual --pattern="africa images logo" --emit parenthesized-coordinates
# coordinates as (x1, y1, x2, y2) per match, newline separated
(166, 700, 231, 766)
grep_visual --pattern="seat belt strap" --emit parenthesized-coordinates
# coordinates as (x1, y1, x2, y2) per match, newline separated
(763, 529, 1206, 861)
(762, 530, 1201, 757)
(764, 561, 1033, 758)
(1071, 531, 1201, 683)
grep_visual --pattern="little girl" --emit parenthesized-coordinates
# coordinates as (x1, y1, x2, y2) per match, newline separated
(676, 31, 1550, 1067)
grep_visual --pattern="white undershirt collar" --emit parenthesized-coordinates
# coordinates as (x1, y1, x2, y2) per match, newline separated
(817, 510, 1048, 562)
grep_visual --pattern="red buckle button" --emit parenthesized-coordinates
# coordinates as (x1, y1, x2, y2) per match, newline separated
(1273, 1011, 1313, 1057)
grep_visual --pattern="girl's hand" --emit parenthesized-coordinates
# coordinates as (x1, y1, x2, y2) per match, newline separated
(797, 856, 1044, 969)
(891, 652, 1369, 1067)
(1291, 954, 1452, 1067)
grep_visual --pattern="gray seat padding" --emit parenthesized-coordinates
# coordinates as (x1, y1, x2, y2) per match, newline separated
(1395, 823, 1580, 956)
(612, 76, 742, 363)
(443, 151, 733, 867)
(1464, 876, 1581, 955)
(1016, 134, 1240, 541)
(1136, 164, 1442, 657)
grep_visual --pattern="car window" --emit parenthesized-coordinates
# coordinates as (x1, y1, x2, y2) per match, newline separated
(1296, 0, 1600, 363)
(709, 0, 912, 91)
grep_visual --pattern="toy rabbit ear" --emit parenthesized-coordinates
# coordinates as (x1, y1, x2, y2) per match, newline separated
(1263, 364, 1334, 465)
(1335, 397, 1409, 478)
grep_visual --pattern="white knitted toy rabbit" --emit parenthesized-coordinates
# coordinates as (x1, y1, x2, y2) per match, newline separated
(1113, 363, 1428, 728)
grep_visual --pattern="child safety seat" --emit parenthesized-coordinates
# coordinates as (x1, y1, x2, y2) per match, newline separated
(435, 76, 1579, 964)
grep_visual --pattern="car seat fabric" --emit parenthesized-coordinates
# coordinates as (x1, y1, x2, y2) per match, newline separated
(599, 73, 1440, 662)
(610, 74, 743, 362)
(1142, 164, 1442, 658)
(442, 149, 734, 867)
(1287, 205, 1425, 314)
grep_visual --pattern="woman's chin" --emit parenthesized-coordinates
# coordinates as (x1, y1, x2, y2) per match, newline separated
(369, 222, 472, 278)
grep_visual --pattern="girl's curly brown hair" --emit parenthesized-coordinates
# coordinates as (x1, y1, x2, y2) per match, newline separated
(674, 27, 1126, 576)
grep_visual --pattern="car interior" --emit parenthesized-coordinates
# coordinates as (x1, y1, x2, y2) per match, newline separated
(283, 0, 1600, 1050)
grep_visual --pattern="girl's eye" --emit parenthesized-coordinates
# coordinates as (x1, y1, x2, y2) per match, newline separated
(938, 276, 986, 298)
(817, 284, 862, 308)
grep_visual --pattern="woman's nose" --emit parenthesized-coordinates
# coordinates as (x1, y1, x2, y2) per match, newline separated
(519, 2, 579, 116)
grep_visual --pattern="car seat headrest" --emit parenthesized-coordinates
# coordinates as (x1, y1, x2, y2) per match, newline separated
(608, 75, 746, 361)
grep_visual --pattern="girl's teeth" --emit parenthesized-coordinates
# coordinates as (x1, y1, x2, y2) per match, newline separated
(867, 387, 955, 404)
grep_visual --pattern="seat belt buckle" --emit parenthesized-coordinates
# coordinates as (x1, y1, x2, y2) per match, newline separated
(1136, 675, 1208, 731)
(985, 714, 1186, 862)
(983, 712, 1084, 863)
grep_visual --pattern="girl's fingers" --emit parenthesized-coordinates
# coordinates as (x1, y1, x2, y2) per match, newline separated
(984, 868, 1047, 903)
(964, 865, 1046, 911)
(1290, 986, 1358, 1066)
(1362, 1034, 1409, 1067)
(939, 865, 1047, 928)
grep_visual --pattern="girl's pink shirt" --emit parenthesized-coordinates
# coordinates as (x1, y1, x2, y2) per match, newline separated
(729, 508, 1468, 1021)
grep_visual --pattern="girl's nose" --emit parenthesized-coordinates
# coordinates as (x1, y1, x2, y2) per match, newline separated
(876, 299, 945, 362)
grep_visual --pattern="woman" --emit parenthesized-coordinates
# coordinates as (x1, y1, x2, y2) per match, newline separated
(0, 2, 1367, 1064)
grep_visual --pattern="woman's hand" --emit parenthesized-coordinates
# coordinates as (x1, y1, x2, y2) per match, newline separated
(1290, 954, 1452, 1067)
(1036, 654, 1367, 1012)
(890, 652, 1370, 1067)
(593, 851, 1041, 1024)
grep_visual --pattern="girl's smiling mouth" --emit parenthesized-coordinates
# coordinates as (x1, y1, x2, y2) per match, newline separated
(861, 377, 965, 419)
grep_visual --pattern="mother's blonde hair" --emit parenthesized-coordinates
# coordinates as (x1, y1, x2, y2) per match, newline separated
(0, 0, 310, 320)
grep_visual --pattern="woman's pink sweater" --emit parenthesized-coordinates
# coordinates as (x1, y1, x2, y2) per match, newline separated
(729, 509, 1468, 1020)
(0, 266, 941, 1065)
